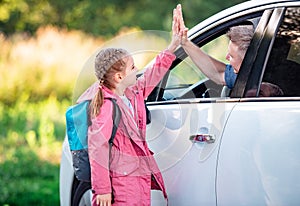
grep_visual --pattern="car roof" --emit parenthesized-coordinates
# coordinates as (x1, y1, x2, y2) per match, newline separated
(188, 0, 300, 38)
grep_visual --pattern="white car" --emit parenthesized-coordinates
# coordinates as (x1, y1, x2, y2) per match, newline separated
(60, 0, 300, 205)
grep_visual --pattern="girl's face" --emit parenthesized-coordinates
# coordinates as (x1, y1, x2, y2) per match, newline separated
(120, 55, 138, 87)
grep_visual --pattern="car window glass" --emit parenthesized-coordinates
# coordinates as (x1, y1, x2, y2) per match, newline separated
(163, 35, 228, 100)
(259, 7, 300, 97)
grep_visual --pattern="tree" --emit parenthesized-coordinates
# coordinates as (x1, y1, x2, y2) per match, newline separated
(0, 0, 246, 37)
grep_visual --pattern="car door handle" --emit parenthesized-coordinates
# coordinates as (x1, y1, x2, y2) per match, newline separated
(190, 134, 216, 144)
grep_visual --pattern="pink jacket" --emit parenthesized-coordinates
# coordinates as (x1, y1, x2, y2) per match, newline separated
(77, 49, 176, 206)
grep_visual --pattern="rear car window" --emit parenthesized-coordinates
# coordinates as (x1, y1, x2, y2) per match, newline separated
(262, 7, 300, 97)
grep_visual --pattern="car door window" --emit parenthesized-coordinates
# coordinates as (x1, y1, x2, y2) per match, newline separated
(162, 12, 265, 101)
(246, 7, 300, 97)
(163, 35, 228, 100)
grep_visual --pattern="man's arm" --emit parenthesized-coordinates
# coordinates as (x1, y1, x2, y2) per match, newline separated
(181, 38, 226, 85)
(175, 6, 226, 85)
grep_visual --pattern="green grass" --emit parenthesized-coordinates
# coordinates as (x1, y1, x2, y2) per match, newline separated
(0, 92, 69, 206)
(0, 148, 60, 205)
(0, 96, 66, 205)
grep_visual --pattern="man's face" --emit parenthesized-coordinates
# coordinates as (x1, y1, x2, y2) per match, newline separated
(226, 41, 244, 74)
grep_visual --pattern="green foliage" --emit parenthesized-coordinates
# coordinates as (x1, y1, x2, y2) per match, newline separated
(183, 0, 247, 25)
(0, 0, 246, 37)
(0, 148, 59, 205)
(0, 26, 86, 205)
(0, 95, 69, 154)
(0, 93, 67, 205)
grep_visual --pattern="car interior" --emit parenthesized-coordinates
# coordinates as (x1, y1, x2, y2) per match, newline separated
(261, 7, 300, 97)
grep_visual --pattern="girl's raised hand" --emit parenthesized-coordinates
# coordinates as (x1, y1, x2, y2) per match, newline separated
(167, 4, 183, 53)
(175, 4, 188, 45)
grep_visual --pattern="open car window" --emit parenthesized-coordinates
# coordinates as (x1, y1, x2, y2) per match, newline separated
(163, 35, 228, 100)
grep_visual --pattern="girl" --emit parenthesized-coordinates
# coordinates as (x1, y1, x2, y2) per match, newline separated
(77, 5, 183, 206)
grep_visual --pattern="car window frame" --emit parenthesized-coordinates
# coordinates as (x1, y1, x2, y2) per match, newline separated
(234, 6, 300, 101)
(261, 6, 300, 98)
(148, 11, 265, 102)
(147, 2, 300, 103)
(230, 9, 274, 98)
(236, 8, 286, 98)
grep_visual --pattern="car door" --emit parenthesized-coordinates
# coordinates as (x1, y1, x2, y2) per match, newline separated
(146, 7, 269, 206)
(217, 6, 300, 205)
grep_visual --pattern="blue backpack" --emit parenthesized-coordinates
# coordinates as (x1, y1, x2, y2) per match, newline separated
(65, 98, 121, 182)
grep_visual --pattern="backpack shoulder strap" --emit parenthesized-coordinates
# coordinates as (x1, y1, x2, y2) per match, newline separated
(104, 98, 121, 145)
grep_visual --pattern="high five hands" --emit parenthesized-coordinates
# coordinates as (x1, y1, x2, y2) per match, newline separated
(168, 4, 189, 52)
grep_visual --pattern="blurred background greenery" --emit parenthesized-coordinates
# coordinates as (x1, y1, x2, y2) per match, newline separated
(0, 0, 245, 205)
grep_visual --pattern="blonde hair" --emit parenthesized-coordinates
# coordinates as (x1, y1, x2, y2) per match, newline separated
(227, 25, 254, 58)
(90, 48, 129, 117)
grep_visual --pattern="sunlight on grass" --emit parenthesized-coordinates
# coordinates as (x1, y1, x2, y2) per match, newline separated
(0, 26, 104, 104)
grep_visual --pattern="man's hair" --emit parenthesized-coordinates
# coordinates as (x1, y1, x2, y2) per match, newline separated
(227, 25, 254, 57)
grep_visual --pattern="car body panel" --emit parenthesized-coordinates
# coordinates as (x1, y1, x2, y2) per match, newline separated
(217, 100, 300, 205)
(60, 138, 73, 206)
(147, 100, 237, 205)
